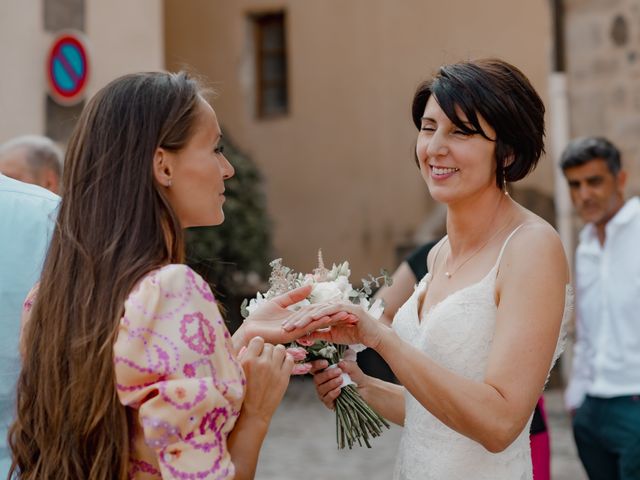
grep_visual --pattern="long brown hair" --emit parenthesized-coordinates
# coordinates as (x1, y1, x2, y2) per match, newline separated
(9, 71, 203, 479)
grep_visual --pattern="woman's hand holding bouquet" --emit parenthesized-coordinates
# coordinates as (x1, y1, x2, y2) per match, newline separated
(283, 301, 388, 350)
(233, 284, 353, 353)
(242, 252, 392, 449)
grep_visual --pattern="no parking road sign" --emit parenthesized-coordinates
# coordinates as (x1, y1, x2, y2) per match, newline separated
(47, 32, 90, 105)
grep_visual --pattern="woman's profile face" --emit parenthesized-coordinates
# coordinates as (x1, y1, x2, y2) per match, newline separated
(164, 99, 234, 227)
(416, 95, 497, 205)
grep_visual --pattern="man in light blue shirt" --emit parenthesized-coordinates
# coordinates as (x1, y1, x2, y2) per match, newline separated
(0, 174, 59, 475)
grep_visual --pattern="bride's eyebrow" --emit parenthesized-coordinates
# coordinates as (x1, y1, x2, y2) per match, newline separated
(421, 116, 473, 128)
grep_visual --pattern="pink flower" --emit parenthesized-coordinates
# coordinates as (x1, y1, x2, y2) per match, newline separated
(292, 363, 312, 375)
(23, 297, 34, 312)
(286, 347, 307, 362)
(183, 364, 196, 378)
(296, 337, 316, 347)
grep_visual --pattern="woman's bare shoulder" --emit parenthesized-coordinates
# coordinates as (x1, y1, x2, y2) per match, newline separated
(519, 215, 560, 238)
(504, 214, 569, 281)
(516, 213, 563, 246)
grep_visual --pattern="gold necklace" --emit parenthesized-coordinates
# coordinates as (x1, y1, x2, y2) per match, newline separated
(444, 198, 511, 279)
(444, 219, 512, 279)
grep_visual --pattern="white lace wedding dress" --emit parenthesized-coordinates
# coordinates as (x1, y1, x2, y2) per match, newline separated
(391, 227, 572, 480)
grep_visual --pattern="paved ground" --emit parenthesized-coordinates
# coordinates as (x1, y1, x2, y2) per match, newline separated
(256, 378, 587, 479)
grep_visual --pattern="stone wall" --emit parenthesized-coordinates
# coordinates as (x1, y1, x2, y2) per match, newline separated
(565, 0, 640, 194)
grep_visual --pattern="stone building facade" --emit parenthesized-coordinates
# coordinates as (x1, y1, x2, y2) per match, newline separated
(565, 0, 640, 193)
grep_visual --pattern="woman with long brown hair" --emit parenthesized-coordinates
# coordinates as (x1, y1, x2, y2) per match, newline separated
(9, 71, 333, 479)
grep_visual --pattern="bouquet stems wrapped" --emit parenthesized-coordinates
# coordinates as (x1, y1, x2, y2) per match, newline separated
(307, 342, 390, 449)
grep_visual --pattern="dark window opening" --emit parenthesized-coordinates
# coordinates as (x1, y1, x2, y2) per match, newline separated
(253, 12, 288, 118)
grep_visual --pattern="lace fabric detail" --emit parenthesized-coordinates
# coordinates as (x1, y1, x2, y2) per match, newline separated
(391, 262, 572, 480)
(548, 283, 573, 388)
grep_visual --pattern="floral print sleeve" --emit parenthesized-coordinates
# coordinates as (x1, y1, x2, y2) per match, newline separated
(19, 284, 39, 357)
(113, 264, 246, 479)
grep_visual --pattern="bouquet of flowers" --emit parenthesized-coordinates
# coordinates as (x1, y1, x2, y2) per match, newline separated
(241, 251, 392, 449)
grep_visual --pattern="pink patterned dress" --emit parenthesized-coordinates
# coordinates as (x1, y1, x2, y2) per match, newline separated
(113, 264, 246, 479)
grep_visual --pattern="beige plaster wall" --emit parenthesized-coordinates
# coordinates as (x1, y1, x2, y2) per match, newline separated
(0, 1, 163, 144)
(166, 0, 553, 278)
(85, 0, 164, 96)
(0, 0, 46, 142)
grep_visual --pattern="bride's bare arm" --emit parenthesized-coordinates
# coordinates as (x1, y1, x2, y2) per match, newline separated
(374, 223, 568, 452)
(302, 223, 569, 452)
(357, 376, 406, 425)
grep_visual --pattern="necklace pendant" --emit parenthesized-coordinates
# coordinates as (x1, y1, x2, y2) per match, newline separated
(445, 271, 452, 279)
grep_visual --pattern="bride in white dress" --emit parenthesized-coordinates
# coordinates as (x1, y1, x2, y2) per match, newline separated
(293, 59, 572, 479)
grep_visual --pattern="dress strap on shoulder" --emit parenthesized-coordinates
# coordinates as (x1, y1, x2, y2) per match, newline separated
(428, 235, 449, 274)
(495, 224, 526, 268)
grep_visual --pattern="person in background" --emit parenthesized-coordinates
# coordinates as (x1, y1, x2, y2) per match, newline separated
(561, 136, 640, 480)
(0, 135, 63, 194)
(0, 174, 59, 477)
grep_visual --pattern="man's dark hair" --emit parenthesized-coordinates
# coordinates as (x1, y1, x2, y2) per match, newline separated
(560, 136, 621, 175)
(411, 58, 546, 188)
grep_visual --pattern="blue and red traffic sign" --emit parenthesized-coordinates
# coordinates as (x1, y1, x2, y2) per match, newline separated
(47, 32, 90, 105)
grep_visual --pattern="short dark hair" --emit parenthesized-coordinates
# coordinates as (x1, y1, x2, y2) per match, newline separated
(411, 58, 546, 188)
(559, 136, 621, 175)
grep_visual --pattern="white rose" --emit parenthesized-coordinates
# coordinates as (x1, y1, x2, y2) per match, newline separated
(246, 292, 267, 315)
(334, 275, 354, 301)
(309, 281, 343, 303)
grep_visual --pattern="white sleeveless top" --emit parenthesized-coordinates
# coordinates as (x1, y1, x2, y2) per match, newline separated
(391, 226, 572, 480)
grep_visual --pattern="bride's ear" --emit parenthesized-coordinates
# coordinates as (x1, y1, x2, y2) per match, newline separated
(153, 148, 174, 188)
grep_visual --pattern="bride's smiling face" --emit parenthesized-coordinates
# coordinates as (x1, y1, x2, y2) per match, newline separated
(416, 95, 498, 205)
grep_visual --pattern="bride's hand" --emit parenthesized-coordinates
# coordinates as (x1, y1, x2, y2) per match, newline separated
(234, 286, 354, 349)
(283, 302, 385, 349)
(310, 358, 368, 409)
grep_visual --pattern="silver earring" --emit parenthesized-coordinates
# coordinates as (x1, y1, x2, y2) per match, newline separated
(167, 180, 172, 188)
(502, 169, 509, 196)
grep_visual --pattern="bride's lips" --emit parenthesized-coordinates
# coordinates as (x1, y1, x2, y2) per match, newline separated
(430, 164, 460, 180)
